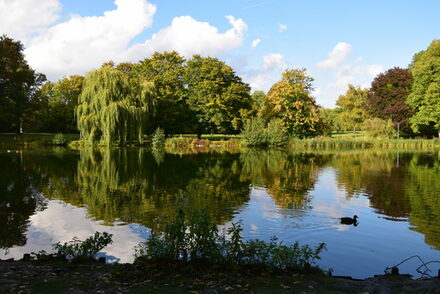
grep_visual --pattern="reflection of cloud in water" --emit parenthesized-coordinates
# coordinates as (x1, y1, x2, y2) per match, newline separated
(4, 200, 144, 263)
(252, 187, 283, 221)
(312, 168, 369, 231)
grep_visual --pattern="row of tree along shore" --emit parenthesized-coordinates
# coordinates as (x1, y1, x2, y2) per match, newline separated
(2, 35, 440, 145)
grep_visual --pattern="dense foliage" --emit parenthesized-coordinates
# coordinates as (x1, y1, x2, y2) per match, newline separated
(2, 34, 440, 139)
(28, 75, 84, 133)
(184, 55, 253, 134)
(77, 66, 156, 145)
(131, 52, 192, 134)
(241, 117, 287, 146)
(335, 85, 369, 132)
(407, 40, 440, 137)
(366, 67, 413, 129)
(0, 35, 45, 133)
(263, 69, 325, 137)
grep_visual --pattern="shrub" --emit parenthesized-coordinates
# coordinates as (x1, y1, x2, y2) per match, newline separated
(241, 117, 267, 146)
(53, 232, 113, 260)
(134, 210, 326, 271)
(266, 118, 287, 146)
(151, 127, 165, 147)
(363, 118, 396, 138)
(52, 133, 67, 145)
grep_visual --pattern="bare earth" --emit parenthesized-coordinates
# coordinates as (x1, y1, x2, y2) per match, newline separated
(1, 260, 439, 293)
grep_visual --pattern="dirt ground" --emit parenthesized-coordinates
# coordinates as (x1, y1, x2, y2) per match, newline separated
(1, 260, 439, 293)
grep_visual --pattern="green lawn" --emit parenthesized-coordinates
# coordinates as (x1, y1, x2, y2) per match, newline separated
(0, 133, 79, 148)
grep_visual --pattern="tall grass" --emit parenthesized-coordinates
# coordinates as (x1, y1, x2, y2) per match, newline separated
(289, 137, 440, 150)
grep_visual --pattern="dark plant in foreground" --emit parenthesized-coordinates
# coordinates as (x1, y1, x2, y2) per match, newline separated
(53, 231, 113, 260)
(135, 210, 326, 271)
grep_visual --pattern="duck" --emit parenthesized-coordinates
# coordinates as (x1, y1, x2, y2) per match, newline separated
(340, 215, 359, 226)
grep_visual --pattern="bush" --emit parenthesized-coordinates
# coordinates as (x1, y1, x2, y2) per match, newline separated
(134, 210, 326, 271)
(52, 133, 67, 145)
(241, 117, 267, 146)
(241, 117, 288, 147)
(53, 232, 113, 260)
(266, 118, 287, 146)
(362, 118, 396, 138)
(151, 127, 165, 147)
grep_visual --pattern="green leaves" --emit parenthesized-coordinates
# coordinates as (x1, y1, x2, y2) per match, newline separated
(264, 69, 324, 138)
(335, 85, 370, 132)
(184, 55, 252, 134)
(407, 40, 440, 137)
(53, 232, 113, 260)
(0, 35, 45, 132)
(135, 210, 326, 271)
(77, 66, 156, 145)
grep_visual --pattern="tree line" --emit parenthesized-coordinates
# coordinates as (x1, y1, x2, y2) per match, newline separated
(325, 40, 440, 138)
(1, 35, 440, 143)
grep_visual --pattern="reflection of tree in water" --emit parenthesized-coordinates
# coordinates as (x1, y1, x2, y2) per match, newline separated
(332, 151, 411, 218)
(29, 150, 80, 206)
(405, 153, 440, 249)
(0, 152, 47, 250)
(74, 148, 250, 231)
(240, 149, 328, 209)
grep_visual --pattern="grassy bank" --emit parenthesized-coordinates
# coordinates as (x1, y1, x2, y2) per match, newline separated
(0, 133, 79, 148)
(2, 132, 440, 151)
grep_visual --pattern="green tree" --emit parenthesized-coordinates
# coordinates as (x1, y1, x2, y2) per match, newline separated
(321, 108, 342, 133)
(263, 68, 323, 137)
(407, 40, 440, 138)
(250, 90, 266, 116)
(28, 75, 84, 132)
(0, 35, 45, 133)
(133, 51, 194, 134)
(184, 55, 252, 134)
(76, 65, 155, 145)
(335, 85, 369, 131)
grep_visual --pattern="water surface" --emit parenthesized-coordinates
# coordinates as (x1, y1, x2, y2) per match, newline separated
(1, 147, 439, 278)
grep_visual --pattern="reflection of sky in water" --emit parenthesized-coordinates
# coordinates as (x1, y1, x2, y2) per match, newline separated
(3, 200, 146, 263)
(229, 167, 440, 279)
(2, 163, 440, 279)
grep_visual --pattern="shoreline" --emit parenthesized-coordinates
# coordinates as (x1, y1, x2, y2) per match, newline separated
(1, 259, 439, 293)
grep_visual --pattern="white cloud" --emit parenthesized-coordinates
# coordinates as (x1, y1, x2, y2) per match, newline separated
(367, 64, 383, 76)
(330, 64, 383, 90)
(316, 42, 352, 69)
(17, 0, 246, 80)
(243, 53, 287, 91)
(313, 42, 383, 108)
(251, 38, 261, 48)
(24, 0, 157, 79)
(278, 23, 287, 32)
(0, 0, 61, 42)
(127, 15, 248, 60)
(263, 53, 287, 70)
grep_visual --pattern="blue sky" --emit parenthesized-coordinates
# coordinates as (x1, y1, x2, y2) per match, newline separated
(1, 0, 439, 107)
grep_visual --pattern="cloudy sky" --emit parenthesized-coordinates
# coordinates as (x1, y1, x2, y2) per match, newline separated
(1, 0, 439, 107)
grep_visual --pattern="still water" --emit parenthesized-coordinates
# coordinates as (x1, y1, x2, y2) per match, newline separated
(1, 147, 440, 278)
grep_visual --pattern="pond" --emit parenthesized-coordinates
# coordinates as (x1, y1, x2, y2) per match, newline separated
(1, 147, 440, 278)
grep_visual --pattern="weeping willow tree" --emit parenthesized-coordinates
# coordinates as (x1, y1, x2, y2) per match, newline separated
(77, 66, 155, 145)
